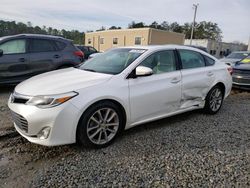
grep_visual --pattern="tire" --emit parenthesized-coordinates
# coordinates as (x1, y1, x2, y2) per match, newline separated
(76, 101, 124, 148)
(204, 85, 224, 114)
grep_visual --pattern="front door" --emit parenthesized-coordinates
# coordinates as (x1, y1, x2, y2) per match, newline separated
(129, 50, 182, 124)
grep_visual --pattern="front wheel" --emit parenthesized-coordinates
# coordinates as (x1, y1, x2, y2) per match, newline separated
(204, 86, 224, 114)
(76, 101, 124, 148)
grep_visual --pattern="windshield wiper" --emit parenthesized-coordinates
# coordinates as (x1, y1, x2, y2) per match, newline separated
(83, 68, 96, 72)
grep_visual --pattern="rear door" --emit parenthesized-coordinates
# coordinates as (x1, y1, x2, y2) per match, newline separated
(27, 38, 62, 76)
(129, 50, 182, 124)
(0, 38, 31, 83)
(177, 49, 216, 108)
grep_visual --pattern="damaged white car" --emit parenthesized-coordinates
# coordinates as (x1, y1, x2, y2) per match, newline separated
(8, 45, 232, 148)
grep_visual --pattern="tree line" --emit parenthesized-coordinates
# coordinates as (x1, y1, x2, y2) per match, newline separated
(0, 20, 223, 44)
(0, 20, 84, 44)
(98, 21, 223, 41)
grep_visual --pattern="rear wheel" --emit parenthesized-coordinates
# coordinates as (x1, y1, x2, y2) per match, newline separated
(204, 86, 224, 114)
(76, 101, 124, 148)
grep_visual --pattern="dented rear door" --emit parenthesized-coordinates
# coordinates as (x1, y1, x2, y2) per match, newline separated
(178, 49, 216, 108)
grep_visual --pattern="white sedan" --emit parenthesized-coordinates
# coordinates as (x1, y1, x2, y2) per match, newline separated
(8, 45, 232, 147)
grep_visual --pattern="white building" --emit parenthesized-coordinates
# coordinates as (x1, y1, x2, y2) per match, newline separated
(185, 39, 248, 58)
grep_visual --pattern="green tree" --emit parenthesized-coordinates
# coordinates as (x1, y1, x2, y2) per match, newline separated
(0, 20, 85, 44)
(169, 22, 183, 33)
(109, 26, 121, 30)
(128, 21, 146, 28)
(149, 21, 162, 29)
(160, 21, 170, 31)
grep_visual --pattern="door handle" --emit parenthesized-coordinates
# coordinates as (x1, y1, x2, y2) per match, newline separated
(171, 77, 181, 84)
(54, 55, 60, 58)
(19, 58, 25, 62)
(207, 71, 214, 77)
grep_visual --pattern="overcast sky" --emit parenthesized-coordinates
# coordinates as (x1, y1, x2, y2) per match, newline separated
(1, 0, 250, 44)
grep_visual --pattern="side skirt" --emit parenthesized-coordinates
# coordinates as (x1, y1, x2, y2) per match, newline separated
(125, 106, 203, 130)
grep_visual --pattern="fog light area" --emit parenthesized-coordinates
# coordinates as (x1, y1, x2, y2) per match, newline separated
(37, 127, 51, 139)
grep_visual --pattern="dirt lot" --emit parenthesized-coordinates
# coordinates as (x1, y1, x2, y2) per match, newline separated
(0, 86, 249, 187)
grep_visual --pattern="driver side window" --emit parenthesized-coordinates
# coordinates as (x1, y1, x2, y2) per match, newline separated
(140, 50, 176, 74)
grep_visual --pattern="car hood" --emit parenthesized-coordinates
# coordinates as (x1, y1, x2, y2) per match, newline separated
(233, 63, 250, 71)
(15, 68, 113, 96)
(220, 58, 241, 65)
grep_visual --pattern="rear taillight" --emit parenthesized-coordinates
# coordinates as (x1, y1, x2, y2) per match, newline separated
(74, 51, 84, 58)
(227, 67, 233, 75)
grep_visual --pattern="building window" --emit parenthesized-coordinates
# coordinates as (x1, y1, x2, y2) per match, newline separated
(88, 39, 91, 44)
(135, 37, 142, 45)
(210, 50, 216, 55)
(113, 38, 118, 45)
(100, 38, 104, 44)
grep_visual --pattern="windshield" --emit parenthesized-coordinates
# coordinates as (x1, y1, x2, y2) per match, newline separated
(226, 52, 249, 59)
(79, 48, 146, 75)
(240, 56, 250, 64)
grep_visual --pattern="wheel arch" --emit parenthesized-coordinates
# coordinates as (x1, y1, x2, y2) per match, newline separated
(213, 82, 226, 97)
(76, 99, 127, 138)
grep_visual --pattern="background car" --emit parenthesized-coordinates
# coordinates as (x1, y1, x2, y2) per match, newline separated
(76, 45, 98, 59)
(220, 51, 250, 66)
(8, 45, 232, 148)
(232, 55, 250, 90)
(0, 34, 84, 85)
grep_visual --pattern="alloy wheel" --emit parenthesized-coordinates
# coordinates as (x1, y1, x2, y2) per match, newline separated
(209, 88, 223, 112)
(86, 108, 119, 145)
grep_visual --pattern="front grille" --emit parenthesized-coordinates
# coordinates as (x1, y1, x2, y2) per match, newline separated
(233, 77, 250, 85)
(11, 111, 28, 133)
(233, 69, 250, 75)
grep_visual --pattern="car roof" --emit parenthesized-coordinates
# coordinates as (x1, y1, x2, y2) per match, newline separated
(76, 45, 93, 47)
(0, 34, 71, 42)
(119, 44, 202, 50)
(117, 45, 216, 59)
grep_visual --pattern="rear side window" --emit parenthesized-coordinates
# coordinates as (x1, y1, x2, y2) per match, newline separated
(0, 39, 26, 54)
(55, 41, 66, 50)
(179, 50, 206, 69)
(204, 55, 215, 66)
(29, 39, 56, 52)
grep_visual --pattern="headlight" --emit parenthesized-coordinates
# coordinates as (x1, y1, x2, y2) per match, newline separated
(26, 91, 78, 108)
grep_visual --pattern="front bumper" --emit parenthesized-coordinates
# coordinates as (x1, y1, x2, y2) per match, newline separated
(232, 74, 250, 90)
(8, 97, 81, 146)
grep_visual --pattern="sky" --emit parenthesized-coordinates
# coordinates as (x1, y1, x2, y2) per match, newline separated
(1, 0, 250, 44)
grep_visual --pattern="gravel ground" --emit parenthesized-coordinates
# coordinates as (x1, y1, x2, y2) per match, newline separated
(0, 86, 249, 187)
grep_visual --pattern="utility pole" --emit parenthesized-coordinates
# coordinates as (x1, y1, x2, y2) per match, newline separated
(190, 3, 199, 45)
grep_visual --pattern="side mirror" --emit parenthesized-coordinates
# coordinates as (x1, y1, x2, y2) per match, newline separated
(135, 66, 153, 77)
(0, 49, 3, 57)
